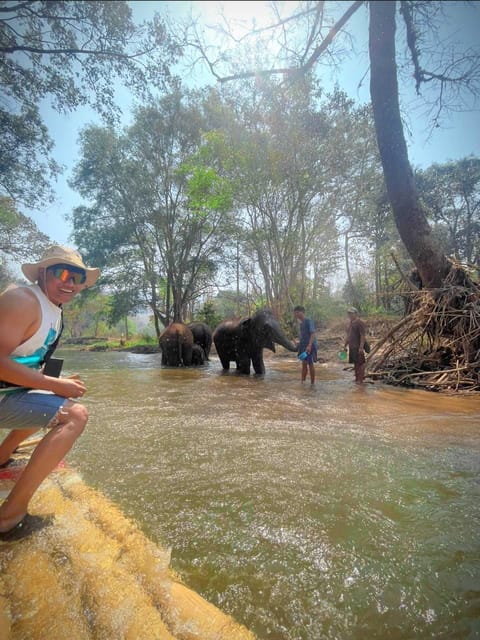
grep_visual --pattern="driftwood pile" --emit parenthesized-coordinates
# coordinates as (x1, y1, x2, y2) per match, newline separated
(367, 265, 480, 393)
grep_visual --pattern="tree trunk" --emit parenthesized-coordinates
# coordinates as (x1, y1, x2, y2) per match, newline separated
(368, 1, 450, 288)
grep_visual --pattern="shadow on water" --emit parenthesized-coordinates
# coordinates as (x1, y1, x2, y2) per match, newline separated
(62, 349, 480, 640)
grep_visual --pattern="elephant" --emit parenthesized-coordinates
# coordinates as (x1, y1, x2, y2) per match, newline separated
(159, 322, 194, 367)
(213, 308, 297, 375)
(187, 321, 213, 360)
(191, 343, 206, 366)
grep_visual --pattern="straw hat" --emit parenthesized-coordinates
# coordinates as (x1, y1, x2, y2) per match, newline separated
(22, 245, 100, 288)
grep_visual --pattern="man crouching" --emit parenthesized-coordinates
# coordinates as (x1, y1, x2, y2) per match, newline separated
(0, 245, 99, 537)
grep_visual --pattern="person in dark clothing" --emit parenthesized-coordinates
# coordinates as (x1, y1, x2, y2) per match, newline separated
(344, 307, 367, 384)
(293, 305, 317, 385)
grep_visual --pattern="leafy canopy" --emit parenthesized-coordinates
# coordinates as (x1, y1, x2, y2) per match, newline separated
(0, 0, 180, 207)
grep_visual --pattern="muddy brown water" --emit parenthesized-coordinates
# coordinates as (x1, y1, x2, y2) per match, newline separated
(57, 349, 479, 639)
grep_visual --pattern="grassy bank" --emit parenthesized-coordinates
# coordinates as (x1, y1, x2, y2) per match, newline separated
(62, 336, 160, 353)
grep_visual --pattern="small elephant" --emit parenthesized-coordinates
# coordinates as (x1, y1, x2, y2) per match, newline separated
(187, 321, 213, 360)
(191, 343, 206, 366)
(213, 308, 297, 375)
(159, 322, 194, 367)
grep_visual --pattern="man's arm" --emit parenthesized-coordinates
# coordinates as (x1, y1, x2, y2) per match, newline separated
(0, 288, 85, 398)
(306, 319, 316, 352)
(358, 320, 366, 351)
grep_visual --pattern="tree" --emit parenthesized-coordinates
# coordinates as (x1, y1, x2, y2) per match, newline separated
(0, 196, 50, 287)
(416, 157, 480, 265)
(70, 88, 235, 330)
(0, 0, 179, 207)
(182, 0, 480, 289)
(200, 79, 364, 317)
(368, 1, 451, 288)
(62, 291, 110, 339)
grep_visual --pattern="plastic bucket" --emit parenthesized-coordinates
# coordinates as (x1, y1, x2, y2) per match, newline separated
(337, 350, 347, 361)
(298, 351, 308, 361)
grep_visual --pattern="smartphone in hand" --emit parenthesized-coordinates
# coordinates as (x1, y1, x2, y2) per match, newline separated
(43, 358, 64, 377)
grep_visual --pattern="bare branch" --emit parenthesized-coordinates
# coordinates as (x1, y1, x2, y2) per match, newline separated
(303, 0, 365, 73)
(215, 0, 365, 83)
(400, 0, 424, 93)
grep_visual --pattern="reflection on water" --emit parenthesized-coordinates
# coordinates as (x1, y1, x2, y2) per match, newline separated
(62, 349, 480, 640)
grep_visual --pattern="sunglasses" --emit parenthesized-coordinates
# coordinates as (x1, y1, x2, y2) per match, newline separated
(47, 264, 87, 285)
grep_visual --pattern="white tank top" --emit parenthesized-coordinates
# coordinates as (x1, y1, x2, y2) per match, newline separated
(11, 284, 63, 360)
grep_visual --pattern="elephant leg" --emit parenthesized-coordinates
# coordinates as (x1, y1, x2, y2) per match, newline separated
(183, 345, 193, 367)
(252, 353, 265, 375)
(205, 338, 212, 360)
(218, 355, 230, 370)
(237, 356, 251, 375)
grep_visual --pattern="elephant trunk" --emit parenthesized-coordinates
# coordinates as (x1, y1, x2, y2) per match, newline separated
(268, 321, 297, 353)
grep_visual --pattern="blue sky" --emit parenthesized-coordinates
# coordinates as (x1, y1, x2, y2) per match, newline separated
(31, 1, 480, 245)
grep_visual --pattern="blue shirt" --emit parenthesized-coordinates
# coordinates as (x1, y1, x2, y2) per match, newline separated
(298, 317, 317, 352)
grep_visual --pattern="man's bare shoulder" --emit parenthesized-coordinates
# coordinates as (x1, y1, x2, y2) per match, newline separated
(0, 285, 39, 314)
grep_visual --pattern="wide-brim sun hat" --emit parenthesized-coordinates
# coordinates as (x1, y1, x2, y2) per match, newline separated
(22, 245, 100, 288)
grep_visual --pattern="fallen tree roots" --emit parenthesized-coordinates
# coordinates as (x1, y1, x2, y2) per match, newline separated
(367, 266, 480, 393)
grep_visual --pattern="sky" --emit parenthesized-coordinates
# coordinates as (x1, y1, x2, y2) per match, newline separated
(30, 0, 480, 246)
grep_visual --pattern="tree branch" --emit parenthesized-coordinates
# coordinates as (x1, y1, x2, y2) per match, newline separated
(303, 0, 365, 73)
(217, 0, 365, 83)
(400, 0, 424, 93)
(0, 43, 155, 59)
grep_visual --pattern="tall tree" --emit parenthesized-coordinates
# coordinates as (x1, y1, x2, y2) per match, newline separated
(368, 1, 450, 288)
(207, 79, 356, 316)
(70, 88, 234, 329)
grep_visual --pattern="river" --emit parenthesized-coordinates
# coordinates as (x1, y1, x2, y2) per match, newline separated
(59, 348, 480, 640)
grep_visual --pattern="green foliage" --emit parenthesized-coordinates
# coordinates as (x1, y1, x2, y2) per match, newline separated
(194, 301, 223, 330)
(342, 273, 376, 315)
(71, 88, 237, 326)
(137, 331, 157, 345)
(416, 157, 480, 264)
(107, 290, 143, 328)
(209, 290, 251, 320)
(62, 290, 110, 338)
(0, 196, 50, 267)
(181, 163, 234, 219)
(0, 0, 178, 206)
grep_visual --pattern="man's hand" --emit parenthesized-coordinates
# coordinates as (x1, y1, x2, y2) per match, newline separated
(48, 374, 86, 399)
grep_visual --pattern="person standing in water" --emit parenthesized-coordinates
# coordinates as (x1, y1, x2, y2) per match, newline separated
(344, 307, 367, 384)
(0, 245, 100, 539)
(294, 305, 317, 385)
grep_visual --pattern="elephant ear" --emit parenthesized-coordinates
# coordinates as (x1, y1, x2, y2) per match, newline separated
(239, 317, 252, 337)
(239, 317, 251, 328)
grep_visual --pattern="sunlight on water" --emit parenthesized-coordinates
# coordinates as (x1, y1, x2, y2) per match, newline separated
(60, 350, 480, 640)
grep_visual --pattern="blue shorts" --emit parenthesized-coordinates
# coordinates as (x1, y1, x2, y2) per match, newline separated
(0, 390, 66, 430)
(298, 345, 318, 364)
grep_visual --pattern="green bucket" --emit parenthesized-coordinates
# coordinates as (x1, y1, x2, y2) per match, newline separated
(337, 350, 347, 362)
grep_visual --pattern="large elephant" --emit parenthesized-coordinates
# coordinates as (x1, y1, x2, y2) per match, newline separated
(187, 321, 213, 360)
(213, 309, 297, 375)
(159, 322, 194, 367)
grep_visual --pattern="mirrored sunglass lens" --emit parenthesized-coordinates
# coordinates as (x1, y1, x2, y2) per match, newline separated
(51, 267, 86, 284)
